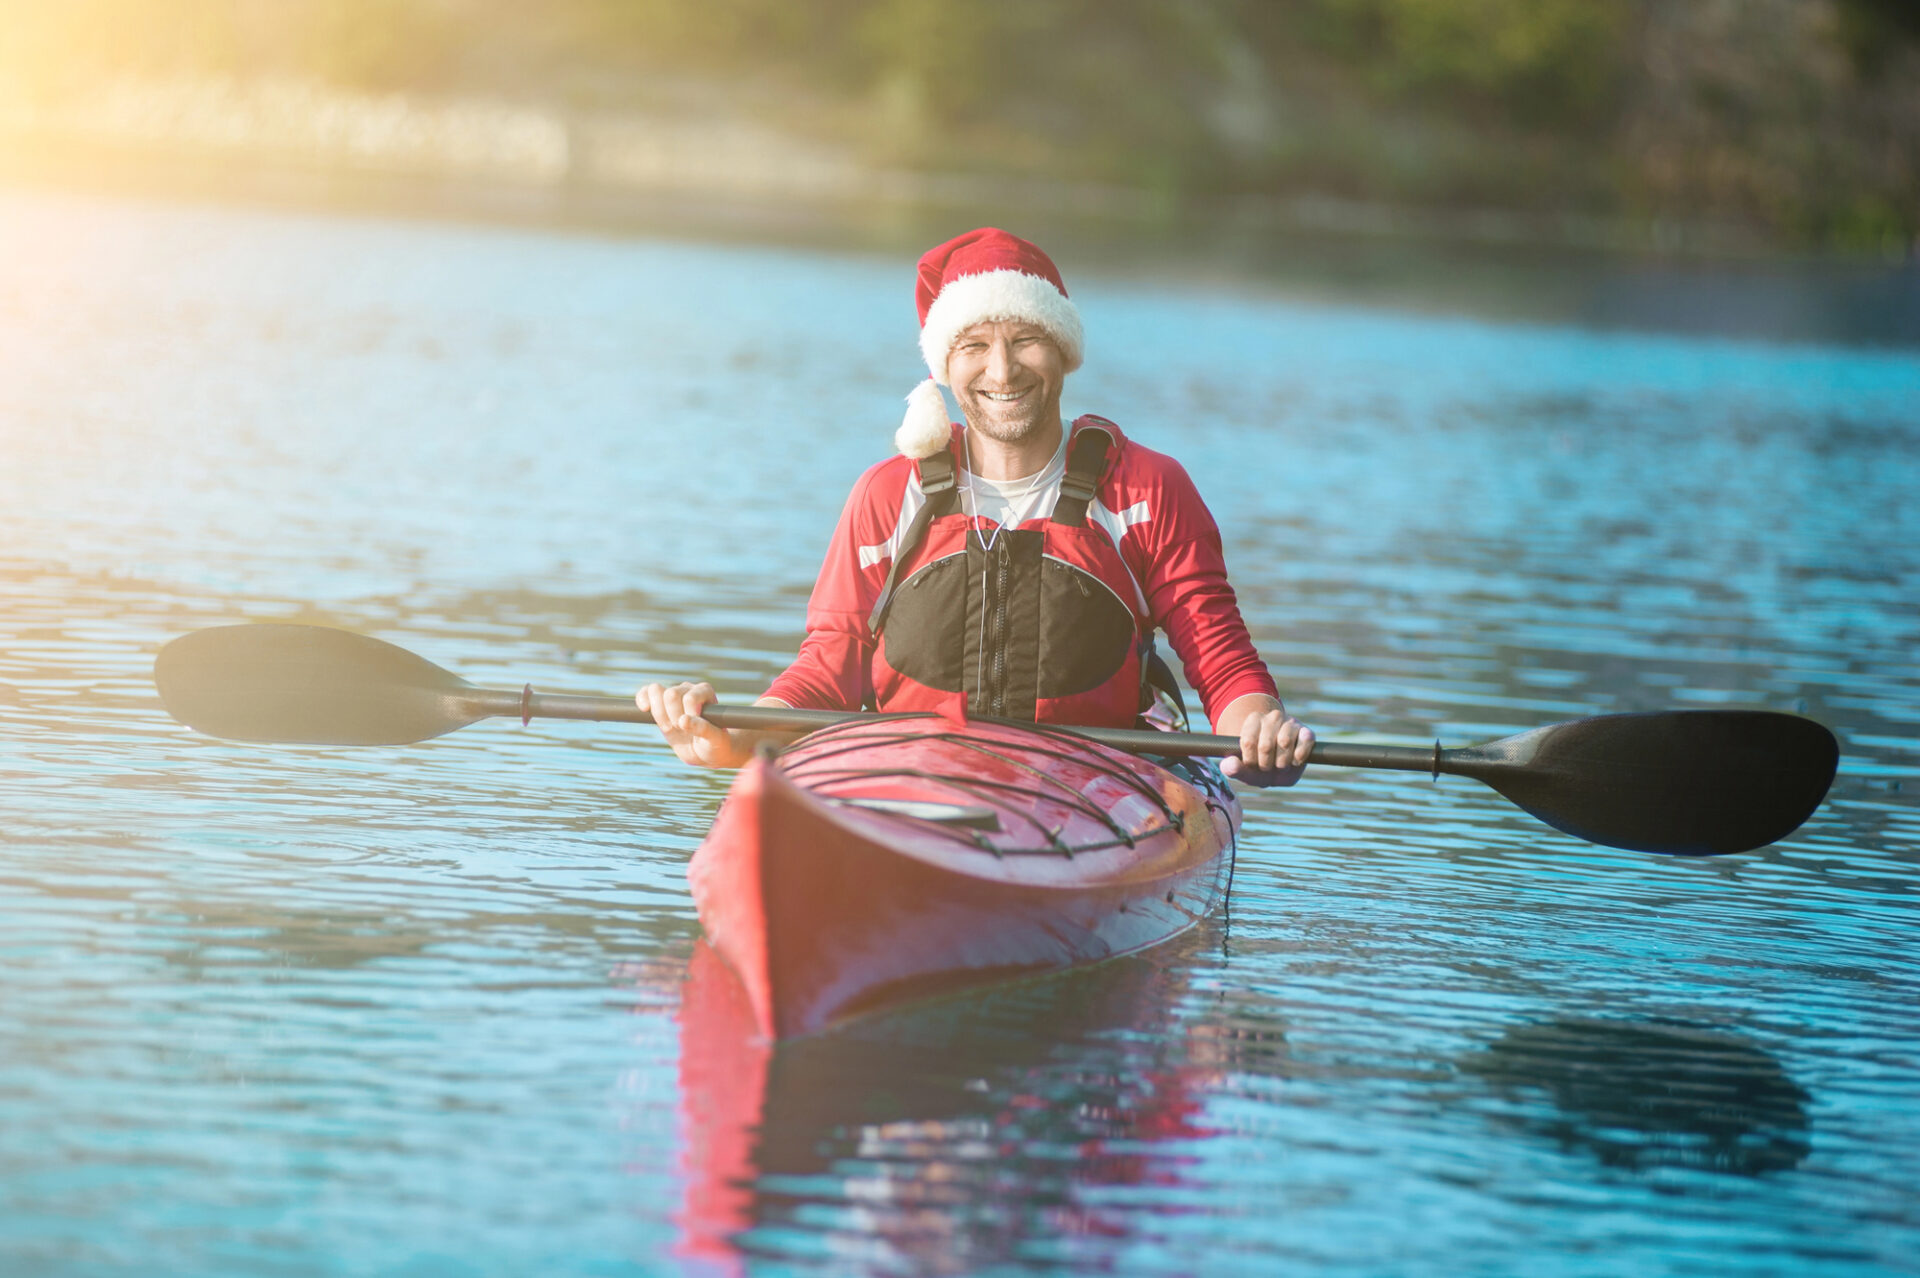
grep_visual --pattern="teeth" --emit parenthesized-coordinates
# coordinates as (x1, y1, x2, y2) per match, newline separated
(982, 390, 1026, 401)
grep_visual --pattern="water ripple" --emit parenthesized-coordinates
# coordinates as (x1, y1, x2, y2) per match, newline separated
(3, 189, 1918, 1276)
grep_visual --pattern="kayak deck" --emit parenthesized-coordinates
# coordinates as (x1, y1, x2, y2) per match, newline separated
(687, 715, 1240, 1038)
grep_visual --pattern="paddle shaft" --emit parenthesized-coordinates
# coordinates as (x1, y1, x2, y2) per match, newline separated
(152, 624, 1841, 853)
(486, 688, 1431, 771)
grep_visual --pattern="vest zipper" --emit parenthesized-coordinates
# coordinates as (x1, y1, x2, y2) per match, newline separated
(988, 541, 1010, 715)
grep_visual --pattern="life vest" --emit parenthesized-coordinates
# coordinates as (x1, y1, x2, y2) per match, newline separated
(866, 416, 1169, 728)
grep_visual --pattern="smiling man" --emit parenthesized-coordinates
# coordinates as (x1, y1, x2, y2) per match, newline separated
(639, 227, 1313, 785)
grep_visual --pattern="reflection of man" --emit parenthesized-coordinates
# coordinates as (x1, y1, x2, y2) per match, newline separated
(639, 228, 1312, 785)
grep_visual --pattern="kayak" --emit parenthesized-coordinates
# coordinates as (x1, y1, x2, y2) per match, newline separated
(686, 713, 1241, 1039)
(688, 714, 1241, 1039)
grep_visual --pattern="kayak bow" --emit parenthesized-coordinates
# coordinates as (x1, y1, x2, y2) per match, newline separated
(688, 715, 1240, 1039)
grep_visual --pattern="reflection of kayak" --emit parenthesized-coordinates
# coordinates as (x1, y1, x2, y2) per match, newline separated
(673, 933, 1218, 1271)
(687, 715, 1241, 1039)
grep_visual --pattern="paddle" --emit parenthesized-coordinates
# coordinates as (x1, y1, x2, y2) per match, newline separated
(154, 623, 1838, 857)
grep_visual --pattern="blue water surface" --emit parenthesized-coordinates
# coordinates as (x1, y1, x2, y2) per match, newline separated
(1, 188, 1917, 1276)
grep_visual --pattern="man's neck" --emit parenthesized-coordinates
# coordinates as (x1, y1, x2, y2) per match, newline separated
(963, 416, 1066, 481)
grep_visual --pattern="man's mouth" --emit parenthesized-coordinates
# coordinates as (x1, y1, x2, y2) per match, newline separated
(979, 387, 1030, 403)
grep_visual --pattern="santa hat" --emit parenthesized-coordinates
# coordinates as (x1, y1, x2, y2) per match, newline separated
(895, 228, 1085, 458)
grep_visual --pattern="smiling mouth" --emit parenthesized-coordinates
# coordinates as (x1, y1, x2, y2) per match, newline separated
(979, 388, 1030, 403)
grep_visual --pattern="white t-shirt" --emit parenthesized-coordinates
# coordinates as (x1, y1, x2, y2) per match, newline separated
(960, 433, 1069, 531)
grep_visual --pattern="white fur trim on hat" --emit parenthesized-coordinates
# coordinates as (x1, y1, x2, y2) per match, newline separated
(895, 378, 952, 458)
(918, 269, 1084, 385)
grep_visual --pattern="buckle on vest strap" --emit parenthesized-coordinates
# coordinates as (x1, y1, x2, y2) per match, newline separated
(1057, 471, 1097, 505)
(1053, 422, 1112, 527)
(918, 451, 956, 497)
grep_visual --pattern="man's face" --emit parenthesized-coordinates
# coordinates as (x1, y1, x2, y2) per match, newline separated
(945, 320, 1065, 446)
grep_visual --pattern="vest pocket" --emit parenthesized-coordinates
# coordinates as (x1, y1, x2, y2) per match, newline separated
(1036, 556, 1135, 698)
(878, 552, 969, 692)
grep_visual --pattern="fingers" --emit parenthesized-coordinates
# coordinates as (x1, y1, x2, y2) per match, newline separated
(667, 681, 719, 730)
(1238, 710, 1286, 772)
(636, 682, 666, 731)
(640, 681, 716, 727)
(1229, 712, 1314, 788)
(637, 681, 727, 766)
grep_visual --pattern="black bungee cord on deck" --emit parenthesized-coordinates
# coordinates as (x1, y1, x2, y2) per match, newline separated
(777, 714, 1191, 858)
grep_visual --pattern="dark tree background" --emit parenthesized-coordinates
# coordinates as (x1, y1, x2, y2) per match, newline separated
(4, 0, 1916, 249)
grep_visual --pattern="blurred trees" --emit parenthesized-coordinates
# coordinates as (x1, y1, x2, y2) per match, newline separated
(1306, 0, 1631, 121)
(0, 0, 453, 91)
(3, 0, 1915, 250)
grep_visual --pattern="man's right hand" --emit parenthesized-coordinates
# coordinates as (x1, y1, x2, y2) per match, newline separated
(637, 681, 758, 770)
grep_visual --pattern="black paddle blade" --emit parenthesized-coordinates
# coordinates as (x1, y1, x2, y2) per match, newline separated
(156, 624, 486, 745)
(1444, 711, 1840, 856)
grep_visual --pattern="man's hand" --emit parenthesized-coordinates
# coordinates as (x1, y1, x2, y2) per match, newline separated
(1216, 693, 1314, 788)
(636, 681, 765, 770)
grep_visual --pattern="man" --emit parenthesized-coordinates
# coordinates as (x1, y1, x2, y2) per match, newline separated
(638, 228, 1313, 786)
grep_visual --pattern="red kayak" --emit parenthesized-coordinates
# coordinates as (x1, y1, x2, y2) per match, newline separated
(687, 714, 1241, 1039)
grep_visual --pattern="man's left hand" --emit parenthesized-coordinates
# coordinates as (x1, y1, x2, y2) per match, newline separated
(1217, 695, 1314, 788)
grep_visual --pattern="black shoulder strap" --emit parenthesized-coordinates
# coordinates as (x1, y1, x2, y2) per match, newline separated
(1052, 419, 1115, 528)
(868, 449, 958, 635)
(1140, 637, 1189, 722)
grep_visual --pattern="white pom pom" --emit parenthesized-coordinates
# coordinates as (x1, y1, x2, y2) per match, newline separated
(894, 379, 952, 458)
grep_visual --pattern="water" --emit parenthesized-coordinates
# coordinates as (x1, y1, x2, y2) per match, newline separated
(3, 188, 1917, 1276)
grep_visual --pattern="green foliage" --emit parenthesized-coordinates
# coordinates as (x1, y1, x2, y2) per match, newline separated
(7, 0, 1915, 251)
(1311, 0, 1633, 123)
(1834, 0, 1920, 76)
(852, 0, 1010, 136)
(1820, 193, 1915, 253)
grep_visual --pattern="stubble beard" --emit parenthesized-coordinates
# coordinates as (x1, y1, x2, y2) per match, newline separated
(958, 383, 1063, 447)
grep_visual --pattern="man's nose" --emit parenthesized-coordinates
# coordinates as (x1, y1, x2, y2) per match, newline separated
(984, 339, 1016, 385)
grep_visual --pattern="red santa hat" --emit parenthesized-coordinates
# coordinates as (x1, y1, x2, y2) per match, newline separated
(896, 227, 1085, 458)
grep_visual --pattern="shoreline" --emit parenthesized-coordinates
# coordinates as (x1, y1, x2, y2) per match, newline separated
(5, 76, 1917, 349)
(5, 73, 1902, 264)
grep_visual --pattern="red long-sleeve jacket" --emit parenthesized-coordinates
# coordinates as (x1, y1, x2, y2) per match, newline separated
(766, 421, 1277, 728)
